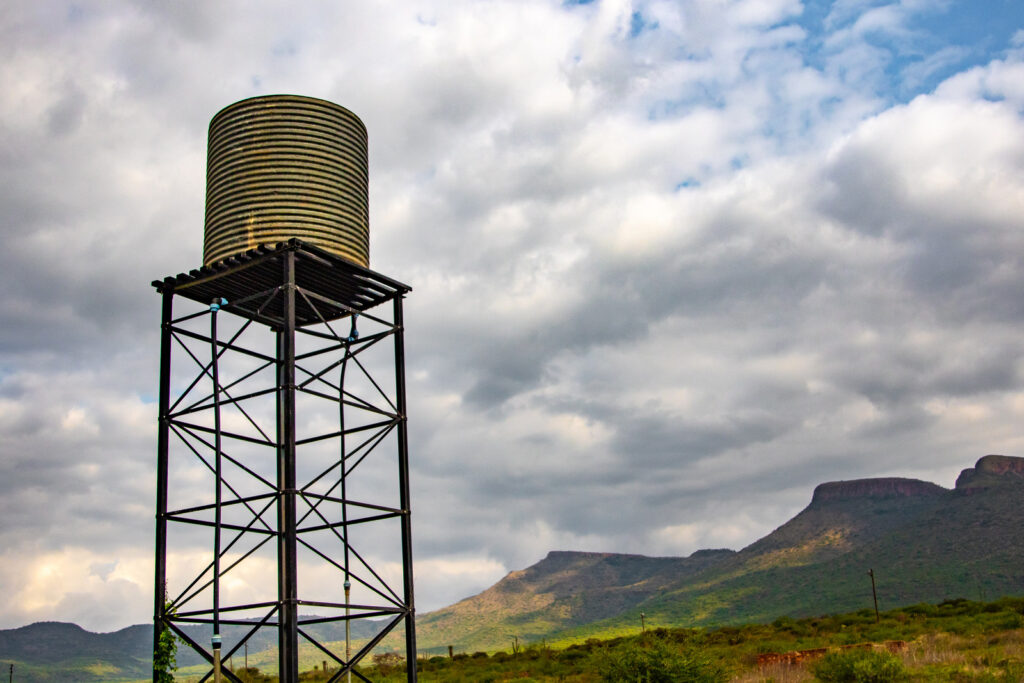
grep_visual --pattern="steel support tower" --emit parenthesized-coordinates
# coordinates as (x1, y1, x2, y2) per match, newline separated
(153, 239, 416, 682)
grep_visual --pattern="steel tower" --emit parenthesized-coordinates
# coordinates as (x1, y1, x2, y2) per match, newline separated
(153, 238, 417, 682)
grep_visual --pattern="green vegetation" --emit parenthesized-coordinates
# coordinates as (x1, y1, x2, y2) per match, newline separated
(153, 624, 179, 682)
(810, 650, 908, 683)
(593, 637, 728, 682)
(159, 596, 1024, 682)
(154, 598, 183, 682)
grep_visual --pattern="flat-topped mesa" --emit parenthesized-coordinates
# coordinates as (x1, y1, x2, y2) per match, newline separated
(955, 454, 1024, 490)
(811, 477, 947, 504)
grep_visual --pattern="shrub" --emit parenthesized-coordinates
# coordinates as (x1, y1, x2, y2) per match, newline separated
(811, 649, 908, 683)
(371, 651, 405, 675)
(556, 648, 588, 663)
(595, 637, 727, 683)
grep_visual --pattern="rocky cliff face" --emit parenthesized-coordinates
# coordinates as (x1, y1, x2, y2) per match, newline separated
(810, 477, 947, 504)
(955, 454, 1024, 490)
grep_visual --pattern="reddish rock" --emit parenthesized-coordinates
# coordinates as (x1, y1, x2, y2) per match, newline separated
(811, 477, 947, 504)
(756, 648, 828, 667)
(758, 642, 904, 669)
(884, 640, 907, 653)
(956, 455, 1024, 490)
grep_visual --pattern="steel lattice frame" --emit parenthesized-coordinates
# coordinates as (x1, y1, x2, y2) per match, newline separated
(153, 240, 416, 682)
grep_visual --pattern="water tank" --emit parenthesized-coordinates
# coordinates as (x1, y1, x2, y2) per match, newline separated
(204, 95, 370, 267)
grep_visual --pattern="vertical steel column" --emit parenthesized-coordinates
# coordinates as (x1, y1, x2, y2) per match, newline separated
(393, 295, 418, 681)
(210, 304, 224, 681)
(153, 288, 173, 682)
(277, 252, 299, 683)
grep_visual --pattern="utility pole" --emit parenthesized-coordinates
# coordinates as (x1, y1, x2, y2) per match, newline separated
(868, 569, 879, 623)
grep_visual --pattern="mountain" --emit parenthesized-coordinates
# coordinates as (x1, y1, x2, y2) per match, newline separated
(415, 455, 1024, 652)
(4, 454, 1024, 676)
(0, 618, 383, 682)
(0, 622, 151, 682)
(955, 453, 1024, 490)
(415, 548, 735, 652)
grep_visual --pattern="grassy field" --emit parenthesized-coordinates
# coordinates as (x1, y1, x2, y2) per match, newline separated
(160, 596, 1024, 681)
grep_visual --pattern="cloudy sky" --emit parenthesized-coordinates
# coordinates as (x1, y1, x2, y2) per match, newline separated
(2, 0, 1024, 633)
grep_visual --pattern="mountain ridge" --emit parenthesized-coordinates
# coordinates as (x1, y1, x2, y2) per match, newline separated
(416, 454, 1024, 651)
(4, 454, 1023, 676)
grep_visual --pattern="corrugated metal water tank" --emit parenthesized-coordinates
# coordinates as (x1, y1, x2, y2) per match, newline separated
(203, 94, 370, 267)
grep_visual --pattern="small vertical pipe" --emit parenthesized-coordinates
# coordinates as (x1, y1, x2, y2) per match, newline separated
(868, 569, 879, 623)
(278, 251, 299, 683)
(153, 287, 173, 682)
(393, 295, 418, 681)
(211, 301, 223, 676)
(339, 329, 352, 683)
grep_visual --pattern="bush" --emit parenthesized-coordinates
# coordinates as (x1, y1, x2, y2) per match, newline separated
(595, 637, 727, 683)
(556, 648, 588, 663)
(370, 651, 405, 675)
(811, 649, 908, 683)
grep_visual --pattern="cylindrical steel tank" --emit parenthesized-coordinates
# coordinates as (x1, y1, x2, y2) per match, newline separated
(204, 95, 369, 267)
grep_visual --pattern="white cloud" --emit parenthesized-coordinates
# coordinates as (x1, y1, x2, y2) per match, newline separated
(1, 547, 152, 632)
(1, 0, 1023, 633)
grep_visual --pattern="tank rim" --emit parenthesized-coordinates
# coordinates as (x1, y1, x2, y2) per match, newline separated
(208, 94, 367, 136)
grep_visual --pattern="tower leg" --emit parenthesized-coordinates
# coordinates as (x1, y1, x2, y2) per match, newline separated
(394, 296, 418, 681)
(153, 289, 173, 681)
(278, 251, 299, 682)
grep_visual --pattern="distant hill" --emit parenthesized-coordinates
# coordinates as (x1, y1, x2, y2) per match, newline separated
(0, 618, 381, 682)
(0, 622, 151, 682)
(4, 454, 1024, 677)
(415, 548, 735, 652)
(416, 454, 1024, 652)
